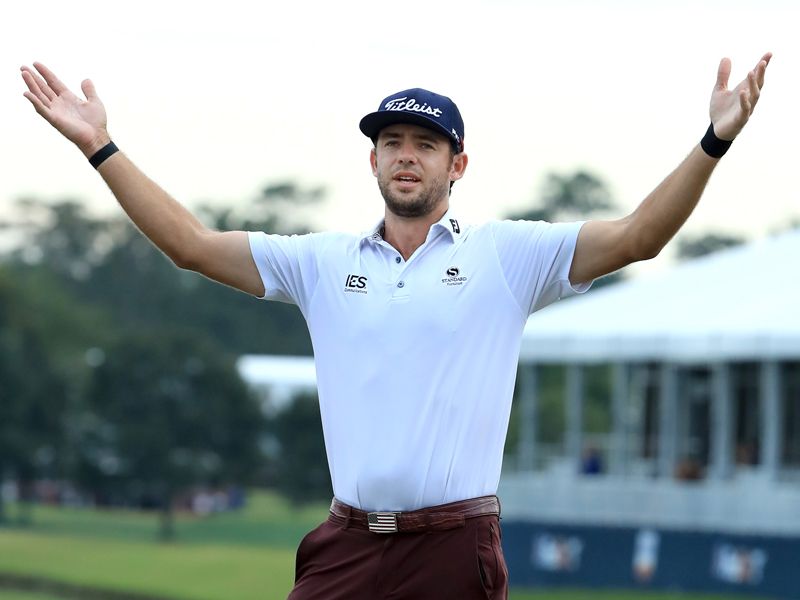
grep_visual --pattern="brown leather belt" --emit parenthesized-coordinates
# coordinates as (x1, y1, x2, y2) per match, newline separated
(329, 495, 500, 534)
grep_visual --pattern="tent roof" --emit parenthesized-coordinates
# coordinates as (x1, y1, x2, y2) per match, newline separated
(236, 354, 316, 389)
(520, 229, 800, 363)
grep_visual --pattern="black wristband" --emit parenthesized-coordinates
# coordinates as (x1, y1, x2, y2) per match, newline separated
(700, 123, 733, 159)
(89, 141, 119, 169)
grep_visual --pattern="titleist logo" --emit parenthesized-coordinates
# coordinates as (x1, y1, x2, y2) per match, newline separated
(384, 97, 443, 118)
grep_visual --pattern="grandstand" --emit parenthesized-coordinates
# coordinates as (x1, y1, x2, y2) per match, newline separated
(501, 229, 800, 599)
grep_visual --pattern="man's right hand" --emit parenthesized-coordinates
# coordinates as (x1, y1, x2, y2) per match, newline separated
(20, 61, 265, 298)
(21, 62, 111, 158)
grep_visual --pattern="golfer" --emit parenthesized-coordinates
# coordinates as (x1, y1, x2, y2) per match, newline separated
(21, 52, 770, 599)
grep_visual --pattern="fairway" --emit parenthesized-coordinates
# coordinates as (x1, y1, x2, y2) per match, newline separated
(0, 493, 318, 600)
(0, 494, 777, 600)
(0, 593, 63, 600)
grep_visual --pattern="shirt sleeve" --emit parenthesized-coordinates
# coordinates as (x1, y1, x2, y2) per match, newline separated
(247, 231, 322, 312)
(490, 220, 592, 316)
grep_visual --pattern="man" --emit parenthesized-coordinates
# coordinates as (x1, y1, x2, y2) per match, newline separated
(20, 53, 770, 599)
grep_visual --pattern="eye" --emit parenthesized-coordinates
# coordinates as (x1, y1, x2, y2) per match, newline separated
(420, 143, 434, 150)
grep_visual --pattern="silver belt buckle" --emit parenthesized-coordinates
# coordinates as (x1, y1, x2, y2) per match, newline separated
(367, 511, 399, 533)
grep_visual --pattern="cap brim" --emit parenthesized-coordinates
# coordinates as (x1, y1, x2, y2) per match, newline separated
(359, 111, 454, 145)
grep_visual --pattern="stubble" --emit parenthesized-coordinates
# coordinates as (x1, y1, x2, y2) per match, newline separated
(378, 173, 450, 218)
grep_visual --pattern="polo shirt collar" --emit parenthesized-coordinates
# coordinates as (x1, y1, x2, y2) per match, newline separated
(360, 209, 463, 245)
(431, 209, 463, 241)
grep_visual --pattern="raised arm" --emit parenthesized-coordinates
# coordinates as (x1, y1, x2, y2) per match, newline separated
(20, 62, 265, 297)
(568, 52, 772, 285)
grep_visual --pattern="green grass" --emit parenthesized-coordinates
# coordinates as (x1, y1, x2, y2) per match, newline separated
(0, 493, 325, 600)
(4, 493, 328, 547)
(0, 593, 63, 600)
(0, 530, 295, 599)
(0, 493, 778, 600)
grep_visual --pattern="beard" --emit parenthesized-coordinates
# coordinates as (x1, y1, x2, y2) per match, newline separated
(378, 171, 450, 218)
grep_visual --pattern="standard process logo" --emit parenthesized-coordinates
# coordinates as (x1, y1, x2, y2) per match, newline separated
(442, 266, 467, 287)
(344, 274, 368, 294)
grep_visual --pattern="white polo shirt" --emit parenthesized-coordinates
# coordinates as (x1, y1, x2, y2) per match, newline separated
(248, 210, 589, 511)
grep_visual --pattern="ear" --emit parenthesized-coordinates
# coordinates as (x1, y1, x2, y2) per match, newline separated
(449, 152, 468, 183)
(370, 147, 378, 177)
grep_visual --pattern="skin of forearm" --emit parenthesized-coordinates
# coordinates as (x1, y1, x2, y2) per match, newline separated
(627, 145, 719, 260)
(95, 151, 208, 269)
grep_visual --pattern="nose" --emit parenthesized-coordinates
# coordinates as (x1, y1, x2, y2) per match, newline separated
(396, 139, 417, 163)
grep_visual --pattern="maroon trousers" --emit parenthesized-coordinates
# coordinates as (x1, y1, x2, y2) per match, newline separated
(287, 507, 508, 599)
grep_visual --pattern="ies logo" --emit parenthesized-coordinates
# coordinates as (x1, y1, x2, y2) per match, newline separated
(442, 266, 467, 287)
(344, 274, 368, 294)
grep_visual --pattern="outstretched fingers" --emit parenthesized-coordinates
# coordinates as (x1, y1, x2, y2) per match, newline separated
(747, 70, 760, 108)
(755, 53, 771, 88)
(739, 88, 752, 116)
(23, 67, 57, 102)
(81, 78, 98, 102)
(715, 57, 732, 91)
(32, 61, 69, 95)
(754, 52, 772, 70)
(22, 87, 50, 119)
(21, 69, 53, 110)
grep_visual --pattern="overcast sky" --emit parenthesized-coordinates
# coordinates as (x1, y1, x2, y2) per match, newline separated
(3, 0, 797, 268)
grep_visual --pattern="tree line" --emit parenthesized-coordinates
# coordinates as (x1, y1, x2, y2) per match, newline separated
(0, 183, 323, 538)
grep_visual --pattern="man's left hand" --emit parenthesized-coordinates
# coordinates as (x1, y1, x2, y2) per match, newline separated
(710, 52, 772, 141)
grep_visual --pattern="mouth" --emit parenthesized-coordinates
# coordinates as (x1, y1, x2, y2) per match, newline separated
(392, 172, 421, 189)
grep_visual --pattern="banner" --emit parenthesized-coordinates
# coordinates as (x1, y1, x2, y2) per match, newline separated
(502, 521, 797, 599)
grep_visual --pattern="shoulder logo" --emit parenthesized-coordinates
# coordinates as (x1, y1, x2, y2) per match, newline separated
(442, 266, 467, 287)
(344, 274, 368, 294)
(449, 219, 460, 234)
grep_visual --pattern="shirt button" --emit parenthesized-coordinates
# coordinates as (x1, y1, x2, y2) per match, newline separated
(395, 256, 401, 263)
(397, 281, 405, 288)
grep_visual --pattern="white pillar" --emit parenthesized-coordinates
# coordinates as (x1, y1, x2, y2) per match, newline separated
(517, 364, 538, 472)
(566, 364, 584, 472)
(658, 363, 679, 478)
(760, 361, 783, 480)
(710, 363, 733, 480)
(610, 363, 629, 475)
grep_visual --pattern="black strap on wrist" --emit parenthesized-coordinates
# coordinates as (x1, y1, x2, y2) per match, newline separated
(700, 123, 733, 159)
(89, 141, 119, 169)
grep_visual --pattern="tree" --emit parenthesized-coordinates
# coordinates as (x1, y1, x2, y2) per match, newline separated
(269, 393, 331, 505)
(6, 198, 112, 284)
(0, 269, 68, 525)
(198, 180, 327, 235)
(505, 169, 623, 287)
(79, 329, 266, 540)
(506, 170, 616, 223)
(6, 186, 321, 356)
(0, 184, 327, 526)
(676, 232, 745, 260)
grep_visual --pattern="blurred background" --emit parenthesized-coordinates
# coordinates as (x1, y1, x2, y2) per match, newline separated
(1, 0, 798, 598)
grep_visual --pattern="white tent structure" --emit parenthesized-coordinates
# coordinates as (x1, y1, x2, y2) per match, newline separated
(236, 354, 316, 414)
(520, 228, 800, 364)
(502, 230, 800, 534)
